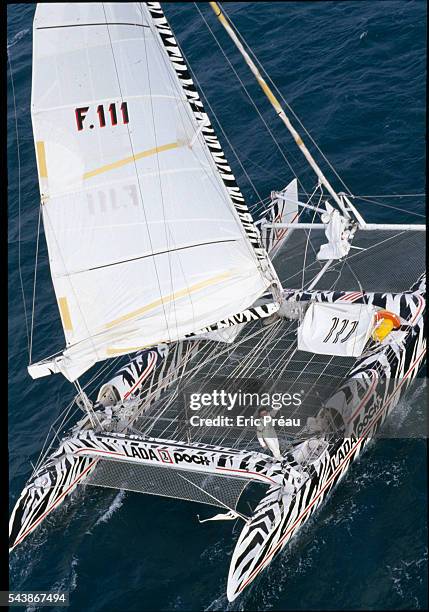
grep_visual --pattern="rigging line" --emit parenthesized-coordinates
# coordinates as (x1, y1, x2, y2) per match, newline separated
(202, 324, 284, 421)
(134, 359, 198, 439)
(216, 324, 286, 448)
(280, 254, 324, 287)
(220, 3, 355, 198)
(301, 186, 323, 290)
(143, 326, 273, 440)
(265, 330, 301, 386)
(258, 318, 278, 385)
(302, 353, 350, 414)
(231, 320, 282, 381)
(269, 328, 302, 383)
(141, 5, 198, 341)
(204, 320, 280, 390)
(102, 3, 171, 342)
(146, 358, 201, 439)
(224, 324, 301, 450)
(167, 343, 193, 425)
(32, 395, 79, 476)
(355, 193, 425, 198)
(142, 8, 178, 344)
(304, 186, 327, 250)
(8, 48, 30, 359)
(176, 472, 249, 521)
(343, 229, 408, 265)
(277, 191, 333, 288)
(170, 22, 264, 206)
(81, 354, 123, 395)
(186, 325, 279, 447)
(141, 321, 284, 437)
(178, 8, 263, 204)
(155, 6, 270, 287)
(326, 226, 361, 294)
(194, 3, 310, 202)
(249, 194, 272, 217)
(29, 203, 42, 363)
(118, 341, 203, 435)
(258, 332, 314, 431)
(74, 378, 102, 428)
(344, 256, 365, 296)
(175, 341, 205, 420)
(241, 153, 310, 194)
(152, 19, 250, 231)
(203, 323, 272, 382)
(353, 195, 425, 218)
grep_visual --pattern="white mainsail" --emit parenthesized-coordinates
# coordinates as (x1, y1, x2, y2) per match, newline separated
(30, 3, 278, 381)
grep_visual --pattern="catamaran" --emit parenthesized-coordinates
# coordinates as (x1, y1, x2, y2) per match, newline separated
(9, 2, 426, 602)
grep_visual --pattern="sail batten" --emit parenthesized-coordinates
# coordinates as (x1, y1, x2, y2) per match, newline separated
(31, 2, 276, 380)
(82, 141, 185, 180)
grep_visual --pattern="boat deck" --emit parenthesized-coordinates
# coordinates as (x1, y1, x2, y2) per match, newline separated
(129, 228, 425, 451)
(84, 227, 424, 508)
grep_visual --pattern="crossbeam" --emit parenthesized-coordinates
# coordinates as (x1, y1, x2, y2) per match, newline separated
(263, 222, 425, 232)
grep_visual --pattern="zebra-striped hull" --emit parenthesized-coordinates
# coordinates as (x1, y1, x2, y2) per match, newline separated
(9, 276, 426, 603)
(227, 276, 426, 601)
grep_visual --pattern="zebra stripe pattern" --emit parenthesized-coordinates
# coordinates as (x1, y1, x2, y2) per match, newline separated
(9, 276, 426, 602)
(145, 2, 269, 265)
(227, 275, 426, 600)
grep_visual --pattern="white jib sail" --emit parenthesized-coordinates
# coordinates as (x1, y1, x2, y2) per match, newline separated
(31, 3, 276, 380)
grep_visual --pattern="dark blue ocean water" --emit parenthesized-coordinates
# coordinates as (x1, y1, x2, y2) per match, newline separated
(8, 2, 427, 610)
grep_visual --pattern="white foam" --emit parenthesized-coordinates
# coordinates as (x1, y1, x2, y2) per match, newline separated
(94, 490, 126, 527)
(7, 28, 29, 49)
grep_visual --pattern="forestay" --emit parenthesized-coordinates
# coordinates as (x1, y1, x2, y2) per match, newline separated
(31, 3, 276, 380)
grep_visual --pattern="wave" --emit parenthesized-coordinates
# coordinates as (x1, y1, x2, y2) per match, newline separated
(386, 548, 428, 608)
(7, 28, 29, 49)
(93, 490, 126, 528)
(24, 556, 79, 612)
(202, 430, 419, 611)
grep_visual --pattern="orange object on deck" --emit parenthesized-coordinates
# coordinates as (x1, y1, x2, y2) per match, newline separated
(372, 310, 401, 342)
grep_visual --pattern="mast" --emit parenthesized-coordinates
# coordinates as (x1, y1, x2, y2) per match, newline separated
(209, 2, 350, 219)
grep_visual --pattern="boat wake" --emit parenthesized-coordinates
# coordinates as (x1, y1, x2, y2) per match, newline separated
(386, 378, 426, 434)
(92, 490, 126, 529)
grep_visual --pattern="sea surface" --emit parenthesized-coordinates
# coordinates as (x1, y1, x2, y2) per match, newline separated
(7, 2, 427, 611)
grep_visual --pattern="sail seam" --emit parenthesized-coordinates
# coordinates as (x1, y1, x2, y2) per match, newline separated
(61, 240, 239, 275)
(36, 23, 150, 30)
(101, 3, 173, 343)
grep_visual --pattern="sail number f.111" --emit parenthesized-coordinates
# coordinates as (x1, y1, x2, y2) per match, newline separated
(75, 102, 129, 131)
